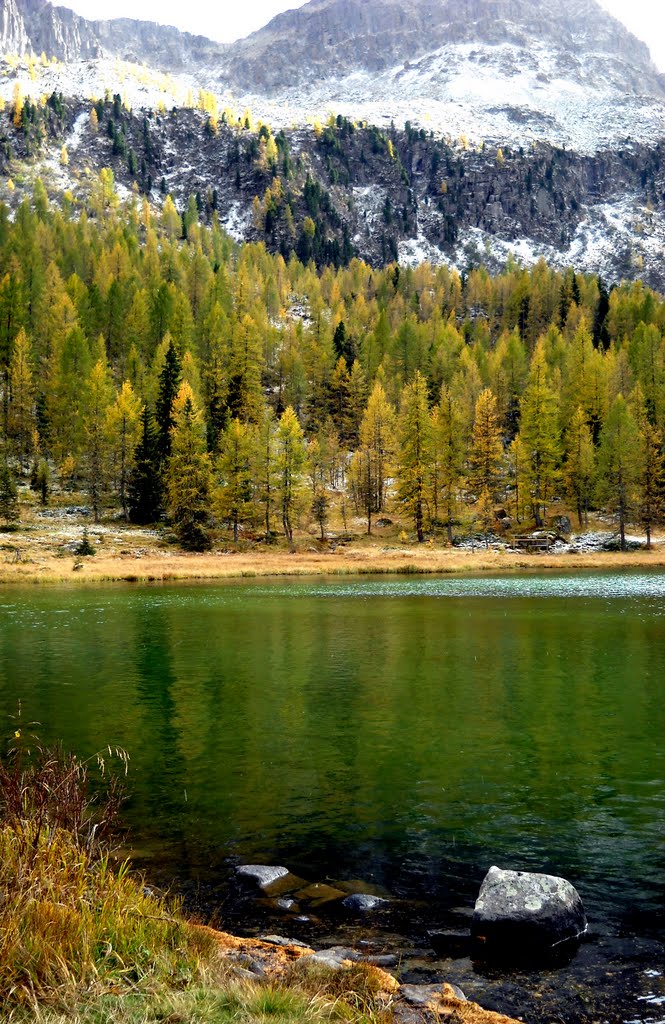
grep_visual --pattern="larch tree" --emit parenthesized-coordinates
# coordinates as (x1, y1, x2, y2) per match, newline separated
(468, 387, 504, 501)
(633, 386, 664, 550)
(254, 408, 277, 537)
(226, 313, 264, 423)
(83, 357, 113, 522)
(106, 381, 142, 520)
(216, 418, 255, 542)
(351, 380, 395, 534)
(397, 369, 431, 542)
(166, 384, 213, 550)
(276, 406, 306, 544)
(430, 385, 464, 544)
(563, 406, 596, 529)
(516, 341, 561, 527)
(7, 327, 35, 469)
(596, 395, 640, 551)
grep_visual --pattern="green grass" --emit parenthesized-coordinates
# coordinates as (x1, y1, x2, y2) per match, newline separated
(12, 978, 388, 1024)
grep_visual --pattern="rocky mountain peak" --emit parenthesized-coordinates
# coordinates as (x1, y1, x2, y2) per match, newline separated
(219, 0, 662, 96)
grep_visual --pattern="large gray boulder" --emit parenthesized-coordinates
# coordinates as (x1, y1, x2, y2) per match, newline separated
(471, 866, 587, 957)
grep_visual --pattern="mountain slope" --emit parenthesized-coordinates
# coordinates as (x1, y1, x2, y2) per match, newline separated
(211, 0, 665, 153)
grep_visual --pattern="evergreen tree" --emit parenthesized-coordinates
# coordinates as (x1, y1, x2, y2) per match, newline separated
(0, 463, 19, 526)
(155, 336, 181, 463)
(127, 407, 161, 523)
(397, 370, 431, 542)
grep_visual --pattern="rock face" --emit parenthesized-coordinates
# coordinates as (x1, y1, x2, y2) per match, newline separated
(219, 0, 662, 97)
(471, 866, 587, 957)
(0, 0, 225, 67)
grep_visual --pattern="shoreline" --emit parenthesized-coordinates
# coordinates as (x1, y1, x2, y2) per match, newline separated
(1, 543, 665, 585)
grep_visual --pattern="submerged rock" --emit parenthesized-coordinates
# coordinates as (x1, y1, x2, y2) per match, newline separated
(236, 865, 290, 889)
(341, 893, 388, 912)
(471, 865, 587, 958)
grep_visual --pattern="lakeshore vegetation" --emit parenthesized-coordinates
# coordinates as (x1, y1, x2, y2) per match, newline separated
(1, 182, 665, 552)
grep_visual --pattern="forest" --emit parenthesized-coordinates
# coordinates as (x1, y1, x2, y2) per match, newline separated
(0, 178, 664, 551)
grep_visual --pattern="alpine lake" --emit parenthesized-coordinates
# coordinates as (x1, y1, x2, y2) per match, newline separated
(1, 570, 664, 1023)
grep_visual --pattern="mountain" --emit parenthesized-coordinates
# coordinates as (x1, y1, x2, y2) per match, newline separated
(0, 0, 664, 289)
(0, 0, 225, 69)
(1, 0, 664, 151)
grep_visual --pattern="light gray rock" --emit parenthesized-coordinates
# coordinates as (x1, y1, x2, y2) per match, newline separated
(400, 983, 466, 1005)
(258, 935, 311, 948)
(472, 865, 587, 956)
(318, 946, 360, 962)
(341, 893, 388, 912)
(236, 864, 290, 888)
(362, 953, 398, 967)
(309, 952, 346, 970)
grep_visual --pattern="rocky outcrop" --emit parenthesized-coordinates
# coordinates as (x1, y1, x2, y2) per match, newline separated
(471, 866, 587, 958)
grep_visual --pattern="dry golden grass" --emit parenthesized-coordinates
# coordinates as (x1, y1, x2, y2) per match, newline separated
(1, 540, 665, 585)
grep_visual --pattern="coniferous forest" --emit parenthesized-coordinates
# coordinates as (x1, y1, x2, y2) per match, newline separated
(1, 181, 664, 552)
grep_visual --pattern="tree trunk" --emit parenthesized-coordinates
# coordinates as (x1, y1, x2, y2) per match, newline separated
(416, 500, 424, 543)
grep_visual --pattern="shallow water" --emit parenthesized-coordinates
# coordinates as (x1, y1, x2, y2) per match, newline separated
(1, 570, 664, 1021)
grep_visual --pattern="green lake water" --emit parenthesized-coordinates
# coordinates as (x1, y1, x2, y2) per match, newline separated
(1, 577, 663, 929)
(1, 571, 664, 949)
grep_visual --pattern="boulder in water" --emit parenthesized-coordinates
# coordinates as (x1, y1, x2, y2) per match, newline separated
(471, 866, 587, 958)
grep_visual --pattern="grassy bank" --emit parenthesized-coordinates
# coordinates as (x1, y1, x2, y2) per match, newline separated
(0, 736, 394, 1024)
(1, 504, 665, 585)
(1, 545, 665, 586)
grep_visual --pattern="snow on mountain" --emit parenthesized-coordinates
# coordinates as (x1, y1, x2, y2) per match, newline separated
(228, 38, 665, 154)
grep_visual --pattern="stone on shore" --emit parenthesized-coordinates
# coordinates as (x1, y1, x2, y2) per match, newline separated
(471, 865, 587, 957)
